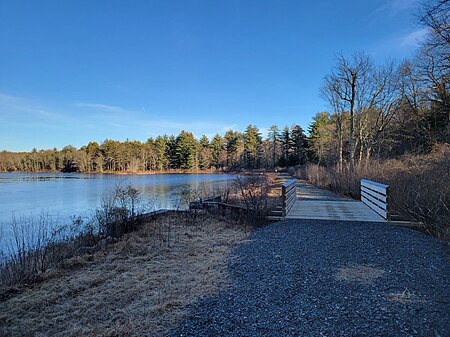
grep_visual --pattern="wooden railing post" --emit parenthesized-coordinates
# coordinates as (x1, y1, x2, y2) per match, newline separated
(386, 185, 390, 221)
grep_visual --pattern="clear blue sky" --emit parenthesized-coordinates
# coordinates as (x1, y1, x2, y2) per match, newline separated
(0, 0, 426, 151)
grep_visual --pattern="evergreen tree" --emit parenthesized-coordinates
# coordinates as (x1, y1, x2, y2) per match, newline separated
(210, 134, 224, 169)
(154, 135, 169, 171)
(224, 130, 241, 168)
(267, 125, 280, 168)
(174, 131, 198, 170)
(279, 126, 292, 167)
(290, 124, 307, 165)
(198, 135, 212, 169)
(308, 112, 334, 165)
(243, 124, 262, 168)
(167, 135, 177, 169)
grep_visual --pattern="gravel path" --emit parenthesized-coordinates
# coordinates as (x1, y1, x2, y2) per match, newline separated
(171, 220, 450, 336)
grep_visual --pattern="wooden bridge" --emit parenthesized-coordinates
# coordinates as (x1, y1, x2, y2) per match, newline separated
(270, 177, 389, 223)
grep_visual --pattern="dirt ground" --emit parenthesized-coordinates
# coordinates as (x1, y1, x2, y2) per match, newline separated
(0, 213, 251, 337)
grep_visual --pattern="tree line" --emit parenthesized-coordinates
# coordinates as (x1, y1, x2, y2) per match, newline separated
(0, 124, 307, 173)
(308, 0, 449, 172)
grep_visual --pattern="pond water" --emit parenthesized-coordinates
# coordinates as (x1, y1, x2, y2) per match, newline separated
(0, 173, 236, 246)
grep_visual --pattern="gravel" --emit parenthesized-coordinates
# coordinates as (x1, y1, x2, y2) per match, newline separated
(170, 220, 450, 337)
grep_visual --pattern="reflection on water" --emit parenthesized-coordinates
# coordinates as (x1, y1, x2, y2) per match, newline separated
(0, 173, 96, 184)
(0, 173, 236, 244)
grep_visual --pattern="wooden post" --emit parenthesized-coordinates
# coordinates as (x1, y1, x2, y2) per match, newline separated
(386, 185, 390, 221)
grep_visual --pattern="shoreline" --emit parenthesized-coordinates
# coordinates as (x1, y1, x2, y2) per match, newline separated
(0, 169, 279, 175)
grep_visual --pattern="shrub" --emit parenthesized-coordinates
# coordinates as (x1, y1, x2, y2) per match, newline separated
(0, 184, 154, 287)
(232, 174, 276, 226)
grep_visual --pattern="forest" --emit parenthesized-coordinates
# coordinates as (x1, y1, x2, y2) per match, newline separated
(0, 124, 307, 173)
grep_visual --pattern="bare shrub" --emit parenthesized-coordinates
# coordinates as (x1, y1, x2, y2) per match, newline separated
(0, 212, 78, 286)
(0, 184, 156, 287)
(92, 184, 154, 238)
(232, 174, 276, 226)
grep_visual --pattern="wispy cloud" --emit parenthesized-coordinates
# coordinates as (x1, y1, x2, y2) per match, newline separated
(74, 102, 130, 114)
(374, 0, 419, 16)
(1, 93, 240, 150)
(369, 27, 429, 57)
(0, 93, 64, 120)
(399, 27, 428, 47)
(75, 101, 235, 134)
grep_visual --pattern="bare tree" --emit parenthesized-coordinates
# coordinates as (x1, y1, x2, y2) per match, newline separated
(417, 0, 450, 143)
(358, 60, 403, 162)
(328, 52, 373, 172)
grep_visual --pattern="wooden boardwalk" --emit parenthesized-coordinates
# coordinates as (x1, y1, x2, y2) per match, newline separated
(285, 181, 386, 222)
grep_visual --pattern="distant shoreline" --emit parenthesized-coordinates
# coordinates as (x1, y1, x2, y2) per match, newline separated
(0, 169, 273, 175)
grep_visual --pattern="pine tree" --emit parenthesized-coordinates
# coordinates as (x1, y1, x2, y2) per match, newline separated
(174, 131, 198, 170)
(267, 125, 280, 168)
(224, 130, 241, 168)
(279, 126, 292, 167)
(243, 124, 262, 168)
(210, 134, 224, 169)
(154, 135, 169, 171)
(290, 124, 307, 165)
(198, 135, 212, 170)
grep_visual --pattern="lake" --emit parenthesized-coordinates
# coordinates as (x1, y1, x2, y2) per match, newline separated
(0, 173, 237, 245)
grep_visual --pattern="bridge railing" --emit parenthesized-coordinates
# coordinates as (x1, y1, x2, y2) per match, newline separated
(282, 179, 297, 217)
(267, 179, 297, 221)
(361, 179, 390, 220)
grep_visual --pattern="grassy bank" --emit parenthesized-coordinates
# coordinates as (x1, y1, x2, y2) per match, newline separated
(0, 212, 251, 336)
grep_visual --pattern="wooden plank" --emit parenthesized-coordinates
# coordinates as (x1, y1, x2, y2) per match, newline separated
(361, 186, 387, 203)
(284, 185, 296, 195)
(361, 179, 388, 195)
(284, 191, 296, 205)
(282, 179, 297, 189)
(285, 200, 386, 222)
(270, 210, 283, 215)
(285, 197, 296, 214)
(361, 190, 387, 211)
(388, 221, 425, 228)
(361, 195, 387, 219)
(285, 187, 296, 198)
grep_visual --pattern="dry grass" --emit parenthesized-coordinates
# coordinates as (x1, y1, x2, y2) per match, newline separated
(0, 213, 251, 337)
(335, 264, 385, 283)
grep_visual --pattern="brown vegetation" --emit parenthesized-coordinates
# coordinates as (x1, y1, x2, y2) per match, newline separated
(0, 212, 251, 336)
(0, 185, 151, 287)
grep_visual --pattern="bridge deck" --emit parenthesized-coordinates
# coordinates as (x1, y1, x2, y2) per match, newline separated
(285, 181, 386, 222)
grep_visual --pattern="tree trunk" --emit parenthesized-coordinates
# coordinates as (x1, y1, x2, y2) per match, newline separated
(337, 115, 343, 173)
(349, 74, 357, 173)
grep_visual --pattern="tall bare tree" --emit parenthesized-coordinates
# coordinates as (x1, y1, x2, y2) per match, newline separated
(327, 52, 373, 172)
